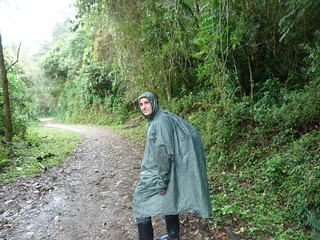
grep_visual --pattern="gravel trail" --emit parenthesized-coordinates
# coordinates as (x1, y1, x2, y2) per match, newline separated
(0, 121, 222, 240)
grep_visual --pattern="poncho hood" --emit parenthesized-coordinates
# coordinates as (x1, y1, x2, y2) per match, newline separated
(138, 92, 158, 120)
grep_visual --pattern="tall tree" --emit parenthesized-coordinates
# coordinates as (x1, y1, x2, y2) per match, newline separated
(0, 33, 13, 141)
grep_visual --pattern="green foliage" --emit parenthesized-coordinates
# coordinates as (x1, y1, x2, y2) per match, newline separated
(57, 47, 127, 124)
(28, 70, 58, 117)
(7, 72, 30, 137)
(0, 45, 39, 174)
(36, 25, 90, 117)
(137, 0, 201, 99)
(279, 0, 320, 44)
(40, 25, 88, 82)
(0, 59, 33, 140)
(207, 170, 309, 239)
(76, 0, 202, 101)
(4, 0, 317, 238)
(0, 142, 10, 170)
(180, 78, 319, 238)
(265, 131, 320, 220)
(253, 78, 320, 132)
(195, 0, 320, 98)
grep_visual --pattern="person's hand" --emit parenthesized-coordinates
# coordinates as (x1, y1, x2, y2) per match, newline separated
(159, 191, 166, 195)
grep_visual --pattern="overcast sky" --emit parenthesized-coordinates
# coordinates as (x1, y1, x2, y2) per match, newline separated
(0, 0, 76, 52)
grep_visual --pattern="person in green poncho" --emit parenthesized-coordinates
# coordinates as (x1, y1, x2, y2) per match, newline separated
(133, 92, 211, 240)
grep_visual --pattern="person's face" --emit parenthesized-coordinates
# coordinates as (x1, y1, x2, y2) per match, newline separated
(139, 97, 153, 118)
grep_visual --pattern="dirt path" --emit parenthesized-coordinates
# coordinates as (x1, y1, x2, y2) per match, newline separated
(0, 121, 222, 240)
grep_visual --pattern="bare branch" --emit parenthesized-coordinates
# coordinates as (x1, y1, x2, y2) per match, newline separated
(6, 41, 22, 71)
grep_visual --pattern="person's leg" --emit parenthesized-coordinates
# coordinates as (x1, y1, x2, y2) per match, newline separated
(136, 217, 154, 240)
(156, 214, 180, 240)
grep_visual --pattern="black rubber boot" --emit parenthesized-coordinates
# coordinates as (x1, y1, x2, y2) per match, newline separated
(137, 220, 154, 240)
(156, 215, 180, 240)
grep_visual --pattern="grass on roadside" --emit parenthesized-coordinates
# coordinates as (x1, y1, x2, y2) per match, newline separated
(0, 124, 83, 184)
(106, 118, 147, 147)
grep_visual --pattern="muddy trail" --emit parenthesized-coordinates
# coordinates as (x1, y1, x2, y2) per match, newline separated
(0, 121, 228, 240)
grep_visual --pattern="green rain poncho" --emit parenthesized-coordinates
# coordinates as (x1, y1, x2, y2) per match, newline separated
(133, 92, 211, 218)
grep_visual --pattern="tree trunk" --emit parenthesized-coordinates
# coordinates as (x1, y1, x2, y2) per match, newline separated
(0, 33, 13, 141)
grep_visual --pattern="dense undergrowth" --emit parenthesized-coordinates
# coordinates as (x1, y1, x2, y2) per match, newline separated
(171, 79, 320, 239)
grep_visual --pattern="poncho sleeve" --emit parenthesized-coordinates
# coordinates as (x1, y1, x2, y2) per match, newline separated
(152, 116, 174, 192)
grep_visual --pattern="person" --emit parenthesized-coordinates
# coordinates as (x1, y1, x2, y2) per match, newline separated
(133, 92, 211, 240)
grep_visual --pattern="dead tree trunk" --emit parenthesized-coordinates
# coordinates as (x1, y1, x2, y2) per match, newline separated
(0, 33, 13, 142)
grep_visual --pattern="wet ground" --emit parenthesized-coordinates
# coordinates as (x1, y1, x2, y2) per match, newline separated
(0, 121, 228, 240)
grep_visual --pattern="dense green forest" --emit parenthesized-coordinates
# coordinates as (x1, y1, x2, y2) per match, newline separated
(1, 0, 320, 239)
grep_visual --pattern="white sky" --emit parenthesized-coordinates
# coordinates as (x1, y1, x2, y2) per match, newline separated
(0, 0, 76, 52)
